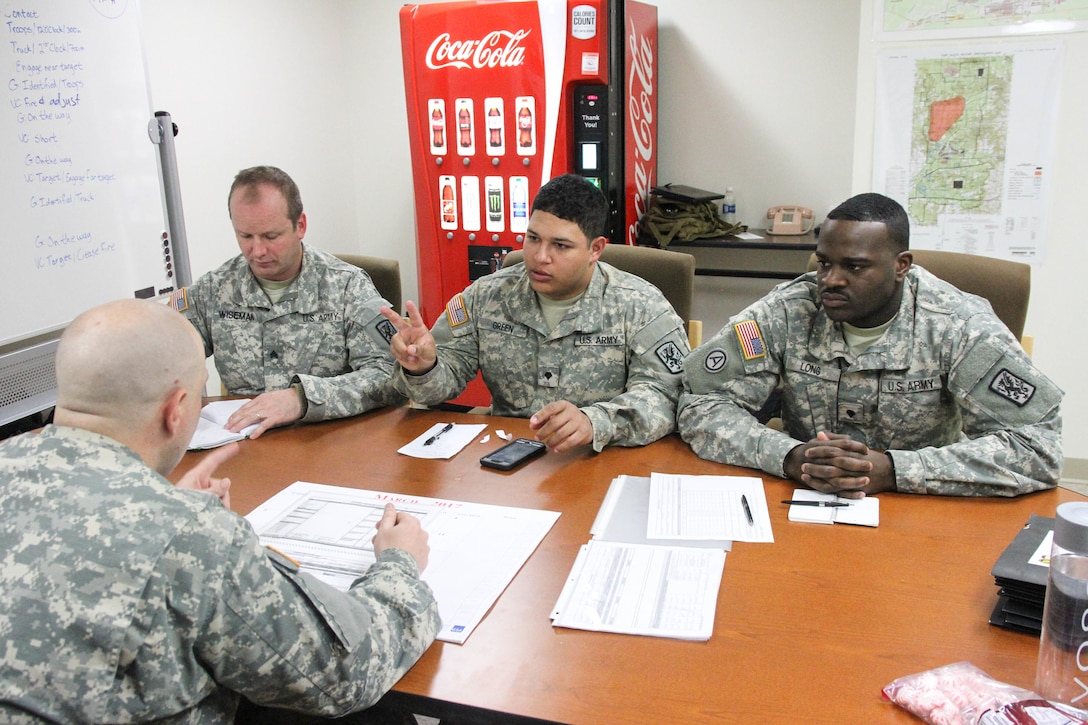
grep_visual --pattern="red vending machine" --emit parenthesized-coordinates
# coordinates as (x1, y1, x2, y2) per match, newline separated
(400, 0, 657, 406)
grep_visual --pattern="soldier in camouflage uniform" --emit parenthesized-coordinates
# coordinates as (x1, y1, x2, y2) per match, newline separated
(381, 175, 689, 453)
(173, 166, 403, 439)
(678, 193, 1063, 497)
(0, 299, 439, 723)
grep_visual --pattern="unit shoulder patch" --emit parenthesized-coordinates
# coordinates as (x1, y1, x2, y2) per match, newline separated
(655, 341, 685, 374)
(989, 368, 1035, 407)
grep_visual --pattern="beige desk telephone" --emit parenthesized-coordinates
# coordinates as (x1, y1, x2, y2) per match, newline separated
(766, 205, 815, 236)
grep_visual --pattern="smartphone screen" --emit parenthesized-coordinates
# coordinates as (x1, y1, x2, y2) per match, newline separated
(480, 438, 546, 470)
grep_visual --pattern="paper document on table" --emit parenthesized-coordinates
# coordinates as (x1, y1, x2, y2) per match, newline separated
(397, 422, 487, 459)
(786, 489, 879, 527)
(550, 540, 725, 640)
(591, 475, 732, 550)
(647, 473, 773, 543)
(188, 399, 256, 450)
(246, 481, 559, 644)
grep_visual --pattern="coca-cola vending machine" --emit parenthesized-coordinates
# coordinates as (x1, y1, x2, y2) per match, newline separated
(400, 0, 657, 406)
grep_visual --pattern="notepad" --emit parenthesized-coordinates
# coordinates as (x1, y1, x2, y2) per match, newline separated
(785, 489, 879, 527)
(188, 399, 256, 450)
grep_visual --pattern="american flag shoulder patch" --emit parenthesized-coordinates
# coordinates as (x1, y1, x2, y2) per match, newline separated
(733, 319, 766, 360)
(168, 287, 188, 312)
(446, 294, 469, 327)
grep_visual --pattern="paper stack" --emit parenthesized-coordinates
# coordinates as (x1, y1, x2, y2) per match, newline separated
(550, 473, 772, 641)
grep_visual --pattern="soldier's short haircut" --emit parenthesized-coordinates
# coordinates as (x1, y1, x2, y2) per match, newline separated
(229, 166, 304, 229)
(826, 192, 910, 252)
(531, 174, 609, 243)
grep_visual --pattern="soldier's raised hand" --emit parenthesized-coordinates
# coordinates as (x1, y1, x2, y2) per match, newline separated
(379, 300, 438, 375)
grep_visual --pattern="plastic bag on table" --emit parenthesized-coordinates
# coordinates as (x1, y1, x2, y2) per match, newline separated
(882, 661, 1088, 725)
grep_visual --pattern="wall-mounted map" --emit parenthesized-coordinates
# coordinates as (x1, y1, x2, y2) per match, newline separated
(878, 0, 1088, 40)
(873, 42, 1062, 262)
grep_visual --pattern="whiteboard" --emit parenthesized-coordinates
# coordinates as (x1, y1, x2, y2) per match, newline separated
(1, 0, 172, 346)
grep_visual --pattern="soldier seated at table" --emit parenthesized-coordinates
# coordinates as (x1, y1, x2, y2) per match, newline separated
(173, 165, 404, 439)
(678, 192, 1063, 497)
(381, 174, 690, 454)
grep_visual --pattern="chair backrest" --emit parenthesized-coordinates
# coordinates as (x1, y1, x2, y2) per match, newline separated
(502, 243, 695, 323)
(335, 254, 402, 314)
(807, 249, 1030, 339)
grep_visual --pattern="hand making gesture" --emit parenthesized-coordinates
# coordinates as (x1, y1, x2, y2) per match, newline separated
(379, 300, 438, 375)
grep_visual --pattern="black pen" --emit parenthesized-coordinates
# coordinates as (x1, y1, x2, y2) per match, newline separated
(741, 494, 754, 525)
(781, 500, 850, 508)
(423, 423, 454, 446)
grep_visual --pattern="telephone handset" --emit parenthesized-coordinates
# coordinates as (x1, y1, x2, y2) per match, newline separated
(766, 205, 815, 236)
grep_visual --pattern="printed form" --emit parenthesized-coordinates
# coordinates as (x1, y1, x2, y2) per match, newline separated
(551, 540, 724, 640)
(648, 473, 773, 543)
(246, 481, 559, 644)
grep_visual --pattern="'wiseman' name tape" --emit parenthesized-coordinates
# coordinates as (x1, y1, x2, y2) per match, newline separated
(733, 319, 765, 360)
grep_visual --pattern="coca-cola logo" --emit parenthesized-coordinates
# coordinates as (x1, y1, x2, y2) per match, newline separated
(626, 19, 655, 244)
(426, 30, 532, 70)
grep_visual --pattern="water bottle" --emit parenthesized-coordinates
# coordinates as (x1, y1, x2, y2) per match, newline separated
(722, 187, 737, 224)
(1035, 502, 1088, 713)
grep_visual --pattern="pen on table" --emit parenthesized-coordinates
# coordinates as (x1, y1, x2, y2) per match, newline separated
(781, 500, 851, 508)
(741, 494, 754, 526)
(423, 423, 454, 446)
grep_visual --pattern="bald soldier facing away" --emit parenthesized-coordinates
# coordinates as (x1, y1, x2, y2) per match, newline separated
(0, 299, 439, 724)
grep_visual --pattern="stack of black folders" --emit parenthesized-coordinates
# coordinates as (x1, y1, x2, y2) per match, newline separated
(989, 513, 1053, 635)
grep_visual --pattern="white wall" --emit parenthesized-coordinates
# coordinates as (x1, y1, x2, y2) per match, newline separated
(655, 0, 860, 227)
(141, 0, 415, 293)
(140, 0, 1088, 464)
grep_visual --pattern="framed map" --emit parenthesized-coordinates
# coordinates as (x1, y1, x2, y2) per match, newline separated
(878, 0, 1088, 40)
(872, 42, 1062, 262)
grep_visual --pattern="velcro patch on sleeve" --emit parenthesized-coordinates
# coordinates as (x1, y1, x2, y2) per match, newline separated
(655, 341, 685, 374)
(446, 294, 470, 327)
(733, 319, 766, 360)
(989, 368, 1036, 407)
(168, 287, 188, 312)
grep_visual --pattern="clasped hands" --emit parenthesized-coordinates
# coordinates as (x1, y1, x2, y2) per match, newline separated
(783, 432, 895, 498)
(378, 302, 594, 453)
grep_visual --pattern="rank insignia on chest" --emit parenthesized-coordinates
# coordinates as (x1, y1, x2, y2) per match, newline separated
(733, 319, 766, 360)
(446, 294, 469, 327)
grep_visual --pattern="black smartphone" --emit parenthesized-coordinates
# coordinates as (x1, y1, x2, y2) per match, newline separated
(480, 437, 547, 471)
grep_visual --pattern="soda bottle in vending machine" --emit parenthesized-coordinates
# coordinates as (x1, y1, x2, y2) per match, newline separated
(456, 98, 475, 156)
(428, 98, 446, 155)
(486, 97, 504, 155)
(439, 176, 457, 230)
(515, 96, 535, 155)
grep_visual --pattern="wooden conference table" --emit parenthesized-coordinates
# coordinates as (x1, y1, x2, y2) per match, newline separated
(174, 406, 1081, 724)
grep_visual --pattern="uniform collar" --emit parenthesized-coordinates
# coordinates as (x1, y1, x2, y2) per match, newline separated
(507, 263, 607, 339)
(236, 244, 320, 313)
(39, 424, 147, 467)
